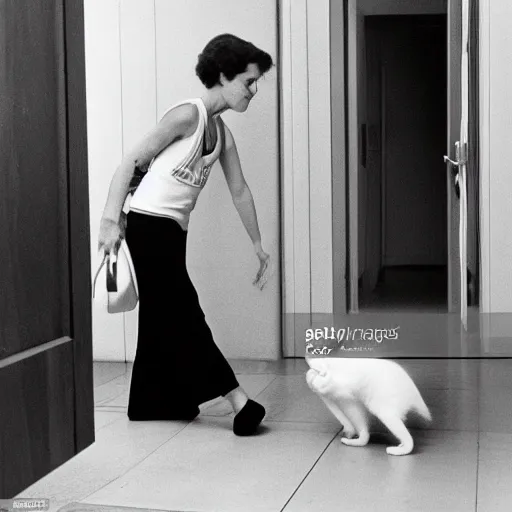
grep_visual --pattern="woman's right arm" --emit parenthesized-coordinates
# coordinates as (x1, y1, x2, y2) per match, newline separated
(98, 103, 199, 253)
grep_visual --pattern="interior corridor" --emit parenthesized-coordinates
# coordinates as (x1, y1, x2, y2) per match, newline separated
(360, 266, 448, 312)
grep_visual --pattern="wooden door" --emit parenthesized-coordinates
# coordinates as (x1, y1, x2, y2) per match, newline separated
(446, 0, 465, 318)
(446, 0, 477, 328)
(0, 0, 94, 497)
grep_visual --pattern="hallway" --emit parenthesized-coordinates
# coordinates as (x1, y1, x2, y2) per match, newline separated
(360, 266, 448, 312)
(15, 358, 512, 511)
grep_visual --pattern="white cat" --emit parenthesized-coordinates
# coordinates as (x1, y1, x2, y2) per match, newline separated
(306, 357, 432, 455)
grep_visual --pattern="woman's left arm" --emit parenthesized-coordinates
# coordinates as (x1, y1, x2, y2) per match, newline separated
(218, 119, 270, 286)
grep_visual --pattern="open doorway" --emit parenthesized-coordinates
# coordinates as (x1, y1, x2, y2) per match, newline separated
(347, 0, 479, 314)
(359, 13, 448, 312)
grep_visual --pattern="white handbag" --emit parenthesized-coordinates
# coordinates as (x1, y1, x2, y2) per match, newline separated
(92, 239, 139, 313)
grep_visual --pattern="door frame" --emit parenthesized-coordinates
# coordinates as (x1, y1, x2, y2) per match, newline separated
(349, 4, 461, 314)
(65, 0, 95, 454)
(279, 0, 347, 357)
(280, 0, 490, 356)
(478, 0, 490, 316)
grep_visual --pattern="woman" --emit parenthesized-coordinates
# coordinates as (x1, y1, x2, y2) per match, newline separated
(98, 34, 273, 436)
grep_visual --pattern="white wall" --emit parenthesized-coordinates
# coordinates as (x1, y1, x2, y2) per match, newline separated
(281, 0, 336, 355)
(85, 0, 280, 361)
(486, 0, 512, 313)
(84, 0, 126, 361)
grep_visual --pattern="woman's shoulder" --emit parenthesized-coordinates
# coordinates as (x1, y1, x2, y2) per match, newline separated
(159, 100, 201, 138)
(161, 100, 200, 125)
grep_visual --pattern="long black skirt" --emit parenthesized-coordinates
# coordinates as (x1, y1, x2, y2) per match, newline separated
(125, 211, 240, 420)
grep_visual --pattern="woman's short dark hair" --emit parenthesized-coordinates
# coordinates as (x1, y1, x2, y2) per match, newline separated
(196, 34, 273, 89)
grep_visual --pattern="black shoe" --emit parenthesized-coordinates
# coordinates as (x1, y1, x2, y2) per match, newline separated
(233, 400, 266, 436)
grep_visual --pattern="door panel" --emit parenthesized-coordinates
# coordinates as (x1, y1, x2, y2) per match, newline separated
(447, 0, 463, 314)
(467, 0, 479, 307)
(0, 345, 75, 494)
(0, 0, 70, 358)
(447, 0, 474, 328)
(0, 0, 94, 497)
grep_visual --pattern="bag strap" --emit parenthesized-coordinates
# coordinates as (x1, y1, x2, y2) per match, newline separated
(92, 249, 119, 297)
(106, 252, 118, 292)
(92, 251, 107, 298)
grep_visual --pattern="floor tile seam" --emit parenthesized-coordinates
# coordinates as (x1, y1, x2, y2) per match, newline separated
(94, 413, 130, 433)
(95, 401, 127, 409)
(78, 422, 192, 505)
(93, 364, 130, 383)
(94, 374, 284, 408)
(475, 366, 482, 512)
(94, 372, 128, 389)
(252, 423, 485, 433)
(91, 411, 489, 434)
(256, 422, 480, 433)
(279, 432, 341, 512)
(94, 373, 131, 391)
(94, 409, 127, 414)
(95, 390, 129, 407)
(253, 376, 280, 401)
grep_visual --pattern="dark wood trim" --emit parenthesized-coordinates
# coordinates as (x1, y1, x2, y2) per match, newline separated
(468, 0, 480, 306)
(63, 0, 95, 454)
(56, 0, 72, 336)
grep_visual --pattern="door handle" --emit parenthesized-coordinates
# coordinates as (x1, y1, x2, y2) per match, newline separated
(444, 141, 466, 199)
(444, 156, 462, 167)
(444, 142, 467, 167)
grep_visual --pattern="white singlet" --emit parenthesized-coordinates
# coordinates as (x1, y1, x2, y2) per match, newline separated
(129, 98, 223, 230)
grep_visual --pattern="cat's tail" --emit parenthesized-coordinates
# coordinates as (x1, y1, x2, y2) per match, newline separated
(413, 394, 432, 423)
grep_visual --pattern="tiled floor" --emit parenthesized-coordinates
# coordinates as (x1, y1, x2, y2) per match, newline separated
(16, 358, 512, 512)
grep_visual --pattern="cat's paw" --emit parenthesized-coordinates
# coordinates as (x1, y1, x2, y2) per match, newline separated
(305, 369, 317, 388)
(386, 443, 413, 456)
(341, 431, 369, 447)
(341, 427, 356, 439)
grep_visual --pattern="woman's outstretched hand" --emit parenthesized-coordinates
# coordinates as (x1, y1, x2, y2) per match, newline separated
(253, 248, 270, 290)
(98, 216, 123, 255)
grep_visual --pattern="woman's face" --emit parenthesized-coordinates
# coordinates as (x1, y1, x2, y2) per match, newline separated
(220, 63, 262, 112)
